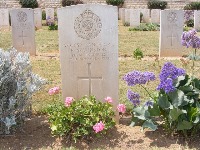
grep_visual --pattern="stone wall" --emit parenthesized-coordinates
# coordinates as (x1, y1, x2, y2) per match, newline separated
(0, 0, 199, 9)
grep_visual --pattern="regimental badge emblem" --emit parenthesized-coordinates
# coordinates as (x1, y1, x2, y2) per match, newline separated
(167, 12, 177, 23)
(74, 9, 102, 40)
(17, 11, 27, 22)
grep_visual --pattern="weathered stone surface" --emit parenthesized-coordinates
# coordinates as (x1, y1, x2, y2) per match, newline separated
(141, 9, 150, 23)
(159, 10, 184, 57)
(0, 9, 9, 31)
(194, 10, 200, 31)
(58, 4, 119, 119)
(130, 9, 140, 27)
(45, 8, 54, 24)
(121, 8, 125, 25)
(151, 9, 160, 24)
(34, 8, 42, 29)
(11, 8, 36, 55)
(125, 9, 130, 25)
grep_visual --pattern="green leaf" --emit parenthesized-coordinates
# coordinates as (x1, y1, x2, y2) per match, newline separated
(169, 107, 183, 121)
(158, 95, 170, 109)
(133, 106, 150, 120)
(168, 90, 184, 107)
(148, 103, 160, 116)
(142, 120, 157, 131)
(177, 120, 193, 130)
(175, 75, 186, 87)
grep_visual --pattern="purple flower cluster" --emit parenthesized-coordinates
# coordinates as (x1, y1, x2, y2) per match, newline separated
(184, 10, 194, 22)
(144, 101, 154, 107)
(157, 62, 186, 93)
(123, 71, 156, 86)
(127, 90, 140, 106)
(182, 29, 200, 49)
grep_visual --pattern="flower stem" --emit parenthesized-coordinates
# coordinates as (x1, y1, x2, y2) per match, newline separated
(140, 84, 154, 100)
(192, 48, 197, 77)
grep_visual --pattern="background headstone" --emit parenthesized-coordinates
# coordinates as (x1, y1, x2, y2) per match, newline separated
(159, 10, 184, 57)
(125, 9, 131, 25)
(58, 4, 119, 119)
(119, 8, 122, 20)
(121, 8, 125, 25)
(34, 8, 42, 29)
(45, 8, 54, 24)
(151, 9, 160, 24)
(11, 8, 36, 55)
(130, 9, 140, 27)
(141, 9, 150, 23)
(194, 10, 200, 31)
(0, 9, 9, 31)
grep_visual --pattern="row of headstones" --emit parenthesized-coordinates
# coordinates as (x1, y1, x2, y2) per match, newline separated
(119, 8, 161, 27)
(0, 4, 191, 120)
(0, 8, 55, 30)
(119, 8, 200, 31)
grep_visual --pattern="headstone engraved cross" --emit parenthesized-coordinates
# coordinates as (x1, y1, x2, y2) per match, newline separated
(159, 10, 184, 57)
(77, 63, 103, 96)
(11, 8, 36, 56)
(19, 30, 27, 46)
(167, 33, 177, 46)
(58, 4, 119, 120)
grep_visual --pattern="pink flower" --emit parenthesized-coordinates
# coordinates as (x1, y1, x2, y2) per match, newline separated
(105, 96, 113, 103)
(117, 104, 126, 113)
(93, 121, 105, 133)
(65, 97, 73, 107)
(48, 86, 60, 95)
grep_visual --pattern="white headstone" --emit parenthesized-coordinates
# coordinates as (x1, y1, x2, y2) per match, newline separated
(119, 8, 122, 20)
(194, 10, 200, 31)
(141, 9, 150, 23)
(151, 9, 161, 24)
(34, 8, 42, 29)
(125, 9, 130, 25)
(11, 8, 36, 56)
(130, 9, 140, 27)
(0, 9, 9, 31)
(58, 4, 119, 119)
(121, 8, 125, 25)
(45, 8, 54, 24)
(159, 10, 184, 57)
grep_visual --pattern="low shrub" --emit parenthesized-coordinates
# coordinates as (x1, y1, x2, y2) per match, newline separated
(106, 0, 124, 7)
(123, 22, 130, 26)
(147, 0, 167, 10)
(184, 2, 200, 10)
(185, 19, 194, 27)
(61, 0, 83, 7)
(0, 48, 45, 134)
(48, 24, 58, 30)
(46, 95, 117, 142)
(42, 10, 46, 20)
(129, 23, 159, 31)
(133, 48, 143, 60)
(19, 0, 38, 8)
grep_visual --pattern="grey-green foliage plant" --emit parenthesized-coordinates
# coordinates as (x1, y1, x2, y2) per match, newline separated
(0, 48, 45, 134)
(19, 0, 38, 8)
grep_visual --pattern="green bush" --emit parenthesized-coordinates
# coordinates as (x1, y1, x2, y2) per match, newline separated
(185, 19, 194, 27)
(147, 0, 167, 10)
(184, 2, 200, 10)
(48, 24, 58, 30)
(129, 23, 159, 31)
(61, 0, 83, 7)
(19, 0, 38, 8)
(46, 96, 116, 141)
(133, 48, 143, 60)
(106, 0, 124, 6)
(42, 10, 46, 20)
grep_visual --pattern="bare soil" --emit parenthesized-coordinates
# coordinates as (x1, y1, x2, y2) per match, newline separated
(1, 115, 200, 150)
